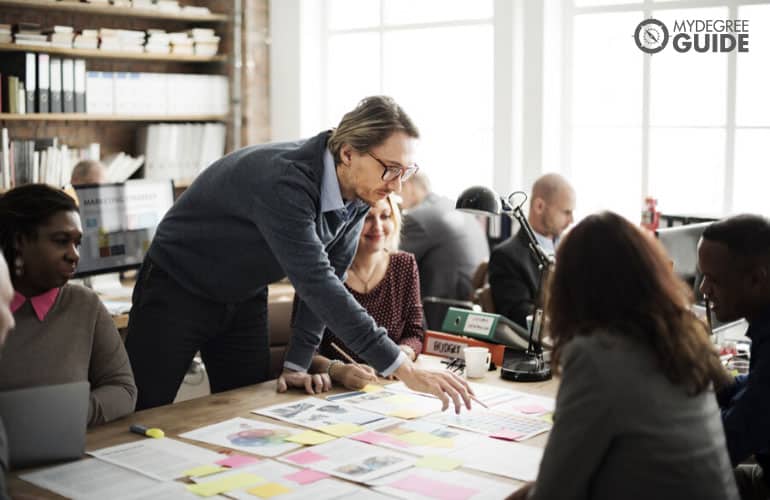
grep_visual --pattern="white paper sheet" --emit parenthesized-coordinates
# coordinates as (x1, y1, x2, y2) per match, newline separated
(445, 439, 543, 481)
(253, 397, 387, 430)
(327, 388, 441, 419)
(351, 419, 483, 457)
(179, 417, 303, 457)
(427, 408, 551, 441)
(385, 381, 525, 408)
(19, 458, 161, 500)
(88, 437, 223, 481)
(278, 439, 416, 483)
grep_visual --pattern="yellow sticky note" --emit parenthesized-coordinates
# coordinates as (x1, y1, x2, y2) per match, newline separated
(416, 455, 463, 472)
(182, 464, 227, 477)
(186, 473, 265, 497)
(285, 430, 337, 445)
(318, 423, 365, 437)
(248, 482, 293, 498)
(388, 408, 427, 419)
(385, 394, 414, 406)
(540, 413, 554, 424)
(430, 437, 455, 448)
(362, 384, 384, 393)
(399, 431, 440, 446)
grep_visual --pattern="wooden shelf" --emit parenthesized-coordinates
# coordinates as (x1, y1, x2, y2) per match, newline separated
(0, 0, 228, 22)
(0, 113, 227, 122)
(0, 43, 226, 62)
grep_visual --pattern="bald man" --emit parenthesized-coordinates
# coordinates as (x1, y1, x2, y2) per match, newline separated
(70, 159, 107, 186)
(488, 173, 575, 328)
(0, 254, 16, 500)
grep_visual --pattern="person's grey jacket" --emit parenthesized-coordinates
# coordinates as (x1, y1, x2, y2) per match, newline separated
(400, 193, 489, 301)
(488, 228, 538, 328)
(530, 332, 738, 500)
(149, 130, 402, 373)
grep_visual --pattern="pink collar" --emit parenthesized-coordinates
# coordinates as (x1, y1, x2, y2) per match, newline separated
(11, 288, 61, 321)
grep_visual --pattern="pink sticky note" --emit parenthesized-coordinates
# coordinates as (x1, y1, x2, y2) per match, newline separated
(490, 429, 525, 441)
(514, 404, 549, 415)
(284, 450, 326, 465)
(389, 474, 478, 500)
(284, 469, 329, 485)
(351, 431, 409, 448)
(216, 454, 261, 468)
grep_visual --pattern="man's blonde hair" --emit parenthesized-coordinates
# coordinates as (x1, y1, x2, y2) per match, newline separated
(328, 96, 419, 165)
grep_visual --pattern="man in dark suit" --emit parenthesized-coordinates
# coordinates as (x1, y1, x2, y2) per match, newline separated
(400, 172, 489, 301)
(488, 173, 575, 328)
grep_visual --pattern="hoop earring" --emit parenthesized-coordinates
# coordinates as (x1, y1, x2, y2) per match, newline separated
(14, 255, 23, 277)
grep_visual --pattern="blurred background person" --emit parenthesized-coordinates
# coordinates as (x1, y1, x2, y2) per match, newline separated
(70, 159, 107, 186)
(400, 171, 489, 301)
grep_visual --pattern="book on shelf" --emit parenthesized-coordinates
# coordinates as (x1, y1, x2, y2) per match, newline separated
(50, 57, 62, 113)
(37, 54, 50, 113)
(74, 59, 86, 113)
(62, 58, 75, 113)
(0, 53, 36, 113)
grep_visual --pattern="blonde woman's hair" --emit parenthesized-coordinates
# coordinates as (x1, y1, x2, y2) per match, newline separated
(385, 195, 402, 251)
(328, 96, 419, 165)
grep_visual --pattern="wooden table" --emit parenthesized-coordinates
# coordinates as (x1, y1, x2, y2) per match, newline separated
(8, 355, 559, 498)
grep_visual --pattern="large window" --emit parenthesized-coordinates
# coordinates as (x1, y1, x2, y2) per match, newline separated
(557, 0, 770, 220)
(273, 0, 768, 221)
(322, 0, 494, 199)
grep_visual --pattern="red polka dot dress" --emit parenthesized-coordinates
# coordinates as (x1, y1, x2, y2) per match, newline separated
(320, 251, 425, 363)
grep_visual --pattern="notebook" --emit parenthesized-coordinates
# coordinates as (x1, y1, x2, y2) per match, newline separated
(0, 381, 89, 469)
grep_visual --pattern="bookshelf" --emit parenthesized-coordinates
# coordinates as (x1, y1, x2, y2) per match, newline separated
(0, 0, 245, 188)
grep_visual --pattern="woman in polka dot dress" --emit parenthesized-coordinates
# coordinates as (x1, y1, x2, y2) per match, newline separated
(311, 195, 425, 390)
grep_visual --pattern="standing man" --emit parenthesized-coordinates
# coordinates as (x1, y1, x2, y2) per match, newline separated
(126, 96, 473, 412)
(399, 172, 489, 301)
(488, 173, 575, 329)
(698, 214, 770, 500)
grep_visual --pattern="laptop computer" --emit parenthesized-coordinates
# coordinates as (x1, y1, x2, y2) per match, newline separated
(0, 381, 89, 469)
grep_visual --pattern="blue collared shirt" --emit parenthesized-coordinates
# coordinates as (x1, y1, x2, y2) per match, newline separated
(718, 306, 770, 479)
(534, 230, 557, 257)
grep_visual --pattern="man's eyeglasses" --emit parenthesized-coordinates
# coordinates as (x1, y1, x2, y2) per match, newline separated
(367, 152, 419, 182)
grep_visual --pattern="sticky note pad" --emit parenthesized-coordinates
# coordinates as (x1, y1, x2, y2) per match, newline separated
(362, 384, 384, 393)
(388, 408, 427, 419)
(415, 455, 463, 472)
(490, 429, 525, 441)
(216, 454, 261, 469)
(182, 464, 227, 477)
(285, 430, 336, 445)
(429, 437, 455, 448)
(390, 474, 478, 500)
(186, 473, 264, 497)
(284, 450, 326, 465)
(385, 394, 415, 406)
(247, 482, 293, 498)
(352, 431, 410, 448)
(399, 431, 440, 446)
(318, 423, 365, 437)
(540, 413, 554, 424)
(284, 469, 329, 485)
(514, 404, 550, 415)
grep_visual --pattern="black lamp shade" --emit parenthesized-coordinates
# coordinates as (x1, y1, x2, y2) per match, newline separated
(455, 186, 502, 216)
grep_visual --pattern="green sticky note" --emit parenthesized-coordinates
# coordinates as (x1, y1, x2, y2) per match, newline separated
(388, 408, 427, 419)
(362, 384, 384, 393)
(399, 431, 440, 446)
(318, 423, 365, 437)
(415, 455, 463, 471)
(182, 464, 228, 477)
(285, 430, 337, 445)
(248, 482, 293, 498)
(186, 473, 265, 496)
(540, 413, 554, 424)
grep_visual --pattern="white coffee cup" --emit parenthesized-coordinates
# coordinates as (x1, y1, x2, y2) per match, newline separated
(463, 346, 491, 378)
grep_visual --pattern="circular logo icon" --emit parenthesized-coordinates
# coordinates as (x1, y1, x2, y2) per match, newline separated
(634, 19, 669, 54)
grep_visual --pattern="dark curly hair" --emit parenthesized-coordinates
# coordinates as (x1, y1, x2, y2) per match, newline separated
(0, 184, 79, 276)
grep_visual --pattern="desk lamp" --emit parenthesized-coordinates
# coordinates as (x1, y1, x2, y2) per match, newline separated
(456, 186, 551, 381)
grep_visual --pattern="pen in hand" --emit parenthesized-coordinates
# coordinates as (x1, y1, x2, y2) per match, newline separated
(329, 342, 379, 382)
